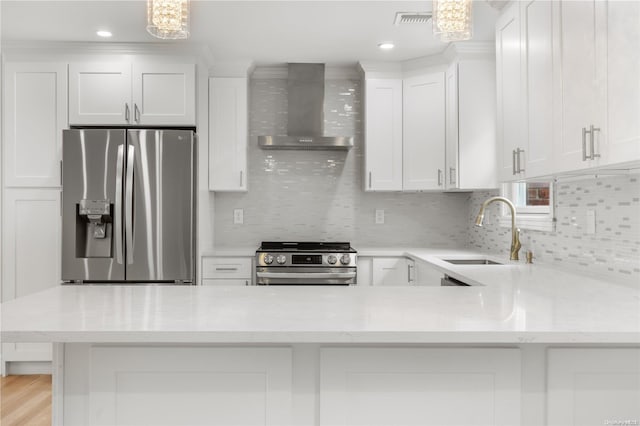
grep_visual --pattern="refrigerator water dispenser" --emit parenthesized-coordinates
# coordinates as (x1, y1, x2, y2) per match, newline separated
(76, 199, 113, 258)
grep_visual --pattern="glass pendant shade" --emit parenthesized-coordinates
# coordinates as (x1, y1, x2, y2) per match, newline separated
(432, 0, 473, 42)
(147, 0, 190, 40)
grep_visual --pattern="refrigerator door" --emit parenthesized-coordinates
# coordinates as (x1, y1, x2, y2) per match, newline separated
(125, 130, 195, 282)
(62, 129, 126, 281)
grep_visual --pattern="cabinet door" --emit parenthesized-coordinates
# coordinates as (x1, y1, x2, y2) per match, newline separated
(209, 78, 248, 191)
(496, 2, 524, 182)
(364, 79, 403, 191)
(69, 62, 131, 125)
(604, 1, 640, 165)
(521, 0, 555, 178)
(403, 72, 446, 191)
(555, 0, 601, 171)
(371, 257, 413, 286)
(132, 63, 196, 126)
(1, 188, 61, 363)
(457, 61, 498, 189)
(445, 63, 459, 190)
(3, 62, 67, 188)
(320, 348, 521, 426)
(548, 348, 640, 426)
(202, 279, 250, 286)
(414, 260, 443, 286)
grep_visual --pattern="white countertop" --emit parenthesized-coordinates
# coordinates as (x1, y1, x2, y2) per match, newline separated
(2, 249, 639, 344)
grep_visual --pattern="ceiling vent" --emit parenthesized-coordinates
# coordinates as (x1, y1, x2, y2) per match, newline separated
(394, 12, 433, 26)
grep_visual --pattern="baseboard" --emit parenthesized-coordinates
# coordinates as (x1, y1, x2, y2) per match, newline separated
(6, 361, 52, 375)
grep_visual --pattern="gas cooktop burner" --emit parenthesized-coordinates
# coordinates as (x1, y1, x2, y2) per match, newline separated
(258, 241, 355, 252)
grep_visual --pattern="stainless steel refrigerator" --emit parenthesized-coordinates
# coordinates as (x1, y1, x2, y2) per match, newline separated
(62, 129, 196, 284)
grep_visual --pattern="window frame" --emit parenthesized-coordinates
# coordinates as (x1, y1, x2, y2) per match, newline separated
(499, 181, 556, 232)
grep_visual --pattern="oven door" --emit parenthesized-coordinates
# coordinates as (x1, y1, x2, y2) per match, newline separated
(255, 267, 357, 285)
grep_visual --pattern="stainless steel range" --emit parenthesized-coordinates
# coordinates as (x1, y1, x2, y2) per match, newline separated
(255, 242, 357, 285)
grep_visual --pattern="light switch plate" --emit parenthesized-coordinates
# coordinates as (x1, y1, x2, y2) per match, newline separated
(375, 209, 385, 224)
(233, 209, 244, 225)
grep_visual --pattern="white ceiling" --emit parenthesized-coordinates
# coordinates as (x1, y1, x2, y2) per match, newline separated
(1, 1, 499, 65)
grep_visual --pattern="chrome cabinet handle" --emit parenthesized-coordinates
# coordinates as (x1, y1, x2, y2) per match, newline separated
(438, 169, 443, 186)
(512, 150, 517, 175)
(368, 171, 372, 188)
(240, 171, 243, 187)
(134, 103, 140, 123)
(125, 145, 135, 265)
(590, 124, 601, 159)
(407, 264, 414, 283)
(582, 127, 589, 161)
(215, 267, 238, 271)
(516, 148, 525, 173)
(449, 167, 456, 185)
(115, 145, 125, 265)
(125, 103, 130, 122)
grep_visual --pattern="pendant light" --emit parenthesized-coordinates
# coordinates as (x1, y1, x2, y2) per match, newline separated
(432, 0, 473, 42)
(147, 0, 190, 40)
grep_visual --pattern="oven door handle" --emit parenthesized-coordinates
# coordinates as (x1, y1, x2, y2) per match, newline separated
(256, 272, 356, 279)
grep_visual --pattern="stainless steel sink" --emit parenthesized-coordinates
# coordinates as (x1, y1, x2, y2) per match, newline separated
(442, 259, 503, 265)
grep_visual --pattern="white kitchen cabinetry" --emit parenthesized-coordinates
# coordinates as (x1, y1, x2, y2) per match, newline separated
(201, 256, 252, 286)
(496, 2, 524, 182)
(413, 259, 443, 286)
(69, 62, 195, 126)
(445, 61, 497, 190)
(320, 347, 521, 426)
(356, 257, 372, 286)
(364, 79, 403, 191)
(603, 1, 640, 165)
(65, 345, 292, 426)
(403, 72, 446, 190)
(371, 257, 415, 286)
(1, 189, 61, 367)
(547, 348, 640, 426)
(2, 62, 67, 187)
(208, 77, 248, 191)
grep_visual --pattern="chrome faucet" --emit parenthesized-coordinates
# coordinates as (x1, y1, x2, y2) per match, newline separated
(474, 196, 522, 261)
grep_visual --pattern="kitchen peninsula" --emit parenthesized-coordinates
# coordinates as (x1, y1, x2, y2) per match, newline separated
(3, 251, 639, 426)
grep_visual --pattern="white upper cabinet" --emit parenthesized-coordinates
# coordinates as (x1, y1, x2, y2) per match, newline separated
(555, 0, 603, 172)
(132, 63, 196, 126)
(446, 61, 497, 190)
(69, 62, 195, 126)
(495, 2, 524, 182)
(3, 62, 67, 187)
(604, 1, 640, 164)
(403, 72, 446, 191)
(364, 79, 403, 191)
(209, 77, 248, 192)
(520, 0, 555, 178)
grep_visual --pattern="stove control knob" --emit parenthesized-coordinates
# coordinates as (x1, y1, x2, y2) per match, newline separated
(327, 255, 337, 265)
(263, 254, 274, 265)
(340, 254, 351, 265)
(276, 255, 287, 265)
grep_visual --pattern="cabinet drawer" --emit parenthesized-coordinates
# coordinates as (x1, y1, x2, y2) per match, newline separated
(202, 257, 252, 279)
(202, 279, 251, 286)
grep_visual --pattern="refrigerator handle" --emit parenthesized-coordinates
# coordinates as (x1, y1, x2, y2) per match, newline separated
(125, 145, 135, 265)
(115, 145, 125, 264)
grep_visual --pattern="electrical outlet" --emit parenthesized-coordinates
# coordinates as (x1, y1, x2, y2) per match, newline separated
(375, 209, 385, 224)
(233, 209, 244, 225)
(586, 210, 596, 235)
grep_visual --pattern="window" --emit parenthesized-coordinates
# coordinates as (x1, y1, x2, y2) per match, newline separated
(500, 181, 555, 231)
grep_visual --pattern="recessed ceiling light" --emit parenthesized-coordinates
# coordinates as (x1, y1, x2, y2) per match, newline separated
(378, 43, 395, 50)
(96, 30, 112, 38)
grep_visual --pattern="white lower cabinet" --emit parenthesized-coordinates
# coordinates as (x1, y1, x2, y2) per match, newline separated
(547, 348, 640, 426)
(414, 259, 443, 286)
(201, 256, 253, 285)
(64, 345, 292, 426)
(372, 257, 415, 286)
(320, 347, 522, 426)
(1, 188, 60, 367)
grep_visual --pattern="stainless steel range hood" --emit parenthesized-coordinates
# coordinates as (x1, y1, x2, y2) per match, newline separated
(258, 63, 354, 150)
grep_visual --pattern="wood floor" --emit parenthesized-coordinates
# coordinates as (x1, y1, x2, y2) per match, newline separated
(1, 375, 52, 426)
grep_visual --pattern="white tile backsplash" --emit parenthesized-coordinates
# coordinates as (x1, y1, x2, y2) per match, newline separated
(468, 174, 640, 283)
(213, 75, 469, 249)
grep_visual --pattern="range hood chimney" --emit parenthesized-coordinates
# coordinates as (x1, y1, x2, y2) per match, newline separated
(258, 63, 354, 150)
